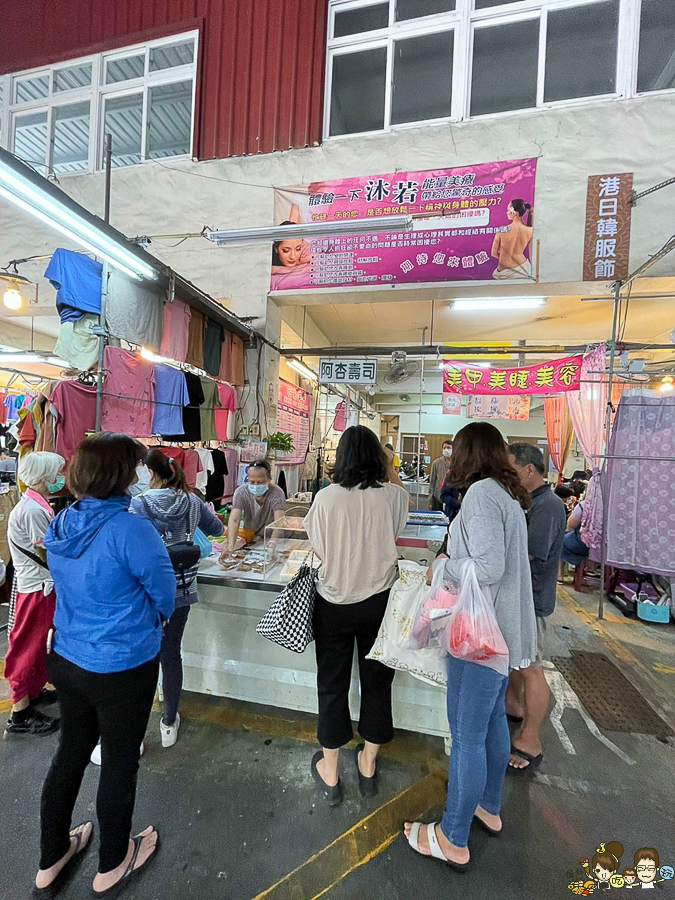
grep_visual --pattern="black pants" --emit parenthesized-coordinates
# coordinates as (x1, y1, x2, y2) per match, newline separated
(160, 604, 190, 726)
(313, 590, 395, 749)
(40, 652, 159, 873)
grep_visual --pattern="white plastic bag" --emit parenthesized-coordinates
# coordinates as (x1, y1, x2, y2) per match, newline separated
(445, 560, 509, 676)
(366, 560, 447, 686)
(410, 558, 460, 651)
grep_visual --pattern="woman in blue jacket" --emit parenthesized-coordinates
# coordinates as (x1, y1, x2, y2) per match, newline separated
(34, 433, 176, 898)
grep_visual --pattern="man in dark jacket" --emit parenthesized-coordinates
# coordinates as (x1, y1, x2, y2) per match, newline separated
(506, 443, 566, 772)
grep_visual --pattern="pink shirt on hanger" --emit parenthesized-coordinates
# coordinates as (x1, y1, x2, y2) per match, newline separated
(160, 298, 191, 363)
(214, 383, 236, 441)
(182, 449, 202, 490)
(50, 381, 97, 461)
(101, 346, 155, 438)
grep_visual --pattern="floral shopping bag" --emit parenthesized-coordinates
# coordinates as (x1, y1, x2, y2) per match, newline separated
(366, 560, 447, 687)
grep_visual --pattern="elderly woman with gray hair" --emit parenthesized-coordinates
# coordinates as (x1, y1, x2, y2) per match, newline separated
(5, 451, 65, 737)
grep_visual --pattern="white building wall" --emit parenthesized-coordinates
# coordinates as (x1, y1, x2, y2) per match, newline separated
(1, 93, 675, 332)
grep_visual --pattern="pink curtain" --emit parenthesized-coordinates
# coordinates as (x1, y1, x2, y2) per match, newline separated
(543, 396, 573, 478)
(566, 344, 607, 553)
(566, 343, 607, 467)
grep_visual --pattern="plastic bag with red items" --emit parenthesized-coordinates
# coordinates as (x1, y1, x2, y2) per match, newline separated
(410, 559, 459, 651)
(445, 559, 509, 675)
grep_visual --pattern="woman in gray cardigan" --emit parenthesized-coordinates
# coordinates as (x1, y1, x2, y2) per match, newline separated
(405, 422, 536, 869)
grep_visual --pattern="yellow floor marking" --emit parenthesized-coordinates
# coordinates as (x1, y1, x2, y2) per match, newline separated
(168, 695, 446, 771)
(309, 834, 398, 900)
(557, 585, 650, 674)
(0, 699, 12, 713)
(249, 771, 444, 900)
(653, 664, 675, 675)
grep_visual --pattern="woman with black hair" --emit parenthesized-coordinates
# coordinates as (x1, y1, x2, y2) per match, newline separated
(303, 426, 410, 806)
(270, 220, 311, 290)
(131, 450, 223, 749)
(491, 198, 533, 280)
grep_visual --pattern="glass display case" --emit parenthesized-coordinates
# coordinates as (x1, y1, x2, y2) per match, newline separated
(263, 515, 312, 583)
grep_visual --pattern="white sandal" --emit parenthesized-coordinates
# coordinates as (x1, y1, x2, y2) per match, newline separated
(406, 822, 470, 871)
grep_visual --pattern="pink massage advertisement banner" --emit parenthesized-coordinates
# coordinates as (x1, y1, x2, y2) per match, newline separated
(271, 158, 537, 291)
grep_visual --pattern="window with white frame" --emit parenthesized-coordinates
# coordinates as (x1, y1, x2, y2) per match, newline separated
(0, 31, 197, 174)
(326, 0, 675, 138)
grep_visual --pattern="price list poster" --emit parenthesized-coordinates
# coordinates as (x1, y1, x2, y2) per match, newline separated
(277, 380, 310, 466)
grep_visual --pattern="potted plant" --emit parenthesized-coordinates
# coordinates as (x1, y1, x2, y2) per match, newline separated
(266, 431, 294, 459)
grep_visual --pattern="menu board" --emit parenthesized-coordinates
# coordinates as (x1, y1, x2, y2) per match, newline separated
(277, 380, 310, 466)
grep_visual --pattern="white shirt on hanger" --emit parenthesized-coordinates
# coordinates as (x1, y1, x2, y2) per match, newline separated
(195, 448, 215, 493)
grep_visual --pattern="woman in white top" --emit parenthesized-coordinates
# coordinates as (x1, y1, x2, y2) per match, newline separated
(5, 451, 65, 737)
(304, 426, 410, 806)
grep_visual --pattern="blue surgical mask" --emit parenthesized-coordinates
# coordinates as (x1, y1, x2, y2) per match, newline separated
(47, 475, 66, 494)
(248, 482, 269, 497)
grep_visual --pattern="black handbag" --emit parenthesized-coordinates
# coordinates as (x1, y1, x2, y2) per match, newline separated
(140, 497, 201, 596)
(256, 555, 317, 653)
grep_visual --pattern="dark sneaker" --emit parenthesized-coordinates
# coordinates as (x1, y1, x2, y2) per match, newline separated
(5, 709, 60, 737)
(31, 688, 58, 708)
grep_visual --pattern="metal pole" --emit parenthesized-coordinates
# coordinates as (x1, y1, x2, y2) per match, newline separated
(416, 329, 427, 510)
(597, 279, 621, 619)
(95, 134, 112, 432)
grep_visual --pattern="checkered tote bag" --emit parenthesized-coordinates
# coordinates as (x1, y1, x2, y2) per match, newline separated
(256, 557, 317, 653)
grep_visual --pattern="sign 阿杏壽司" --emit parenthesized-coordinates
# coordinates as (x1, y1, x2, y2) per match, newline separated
(319, 359, 378, 385)
(271, 158, 537, 291)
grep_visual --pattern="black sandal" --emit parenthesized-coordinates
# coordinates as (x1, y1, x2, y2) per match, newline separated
(311, 751, 343, 807)
(508, 745, 543, 774)
(91, 830, 159, 898)
(32, 822, 93, 899)
(354, 744, 379, 798)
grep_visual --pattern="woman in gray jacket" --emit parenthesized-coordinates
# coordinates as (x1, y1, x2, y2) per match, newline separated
(405, 422, 536, 869)
(131, 450, 223, 748)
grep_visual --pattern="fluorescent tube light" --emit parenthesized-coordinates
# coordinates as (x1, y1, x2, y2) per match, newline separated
(0, 153, 157, 281)
(287, 358, 318, 381)
(0, 353, 65, 367)
(140, 347, 171, 364)
(452, 297, 546, 311)
(205, 216, 413, 246)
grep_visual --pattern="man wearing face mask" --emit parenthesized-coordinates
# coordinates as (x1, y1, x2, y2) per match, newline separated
(221, 459, 286, 557)
(5, 452, 65, 736)
(428, 440, 453, 512)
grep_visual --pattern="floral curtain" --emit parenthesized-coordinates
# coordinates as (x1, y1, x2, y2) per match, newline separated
(543, 396, 574, 478)
(605, 392, 675, 577)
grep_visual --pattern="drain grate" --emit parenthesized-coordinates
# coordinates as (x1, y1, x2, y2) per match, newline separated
(551, 651, 673, 737)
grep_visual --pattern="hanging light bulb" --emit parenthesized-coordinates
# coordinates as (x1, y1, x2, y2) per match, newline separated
(660, 375, 674, 393)
(3, 287, 22, 310)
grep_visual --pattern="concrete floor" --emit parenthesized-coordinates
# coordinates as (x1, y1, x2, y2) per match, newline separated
(1, 583, 674, 900)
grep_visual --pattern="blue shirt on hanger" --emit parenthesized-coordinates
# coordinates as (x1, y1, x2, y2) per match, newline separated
(151, 365, 190, 436)
(45, 248, 103, 322)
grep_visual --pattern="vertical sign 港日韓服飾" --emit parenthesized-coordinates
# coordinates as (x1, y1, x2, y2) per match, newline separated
(583, 173, 633, 281)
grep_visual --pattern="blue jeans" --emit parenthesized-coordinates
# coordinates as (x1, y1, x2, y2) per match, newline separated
(440, 656, 510, 848)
